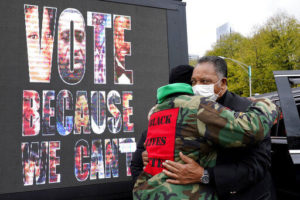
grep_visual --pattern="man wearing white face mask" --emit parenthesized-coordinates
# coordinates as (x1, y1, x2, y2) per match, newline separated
(161, 56, 275, 200)
(192, 79, 222, 101)
(191, 58, 227, 102)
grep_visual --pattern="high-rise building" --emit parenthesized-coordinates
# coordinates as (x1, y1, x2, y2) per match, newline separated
(189, 54, 199, 61)
(216, 22, 232, 41)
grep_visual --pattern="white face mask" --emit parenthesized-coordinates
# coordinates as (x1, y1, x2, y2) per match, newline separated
(192, 80, 222, 101)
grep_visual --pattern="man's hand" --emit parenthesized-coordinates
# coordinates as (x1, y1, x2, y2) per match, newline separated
(142, 143, 148, 167)
(162, 152, 204, 185)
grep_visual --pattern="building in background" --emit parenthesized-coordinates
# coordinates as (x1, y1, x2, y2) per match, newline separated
(216, 22, 233, 41)
(188, 54, 199, 66)
(188, 54, 199, 61)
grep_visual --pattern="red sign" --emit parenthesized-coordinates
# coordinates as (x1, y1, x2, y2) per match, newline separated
(144, 108, 179, 176)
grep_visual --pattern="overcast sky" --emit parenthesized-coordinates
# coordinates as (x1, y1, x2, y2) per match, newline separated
(183, 0, 300, 56)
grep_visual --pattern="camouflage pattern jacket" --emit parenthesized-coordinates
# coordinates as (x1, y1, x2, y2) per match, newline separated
(133, 83, 278, 200)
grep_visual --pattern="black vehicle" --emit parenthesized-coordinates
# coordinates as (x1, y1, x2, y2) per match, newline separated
(256, 70, 300, 200)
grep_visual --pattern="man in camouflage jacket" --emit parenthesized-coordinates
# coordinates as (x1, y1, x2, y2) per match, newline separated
(133, 82, 278, 200)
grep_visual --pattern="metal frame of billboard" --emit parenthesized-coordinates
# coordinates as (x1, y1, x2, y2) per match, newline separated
(102, 0, 181, 10)
(0, 0, 188, 199)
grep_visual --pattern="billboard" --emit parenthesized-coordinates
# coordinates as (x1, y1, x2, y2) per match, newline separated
(0, 0, 171, 195)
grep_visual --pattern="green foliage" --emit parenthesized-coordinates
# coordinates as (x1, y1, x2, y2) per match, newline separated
(206, 12, 300, 96)
(189, 59, 198, 67)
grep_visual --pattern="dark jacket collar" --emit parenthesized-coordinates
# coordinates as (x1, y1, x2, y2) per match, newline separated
(217, 90, 252, 111)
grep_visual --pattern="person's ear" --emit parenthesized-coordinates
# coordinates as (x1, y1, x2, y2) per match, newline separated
(221, 77, 227, 87)
(220, 78, 228, 94)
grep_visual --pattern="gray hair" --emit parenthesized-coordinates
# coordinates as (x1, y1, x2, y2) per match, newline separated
(197, 56, 227, 79)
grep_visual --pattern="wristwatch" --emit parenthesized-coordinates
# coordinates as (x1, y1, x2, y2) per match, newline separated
(200, 169, 210, 184)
